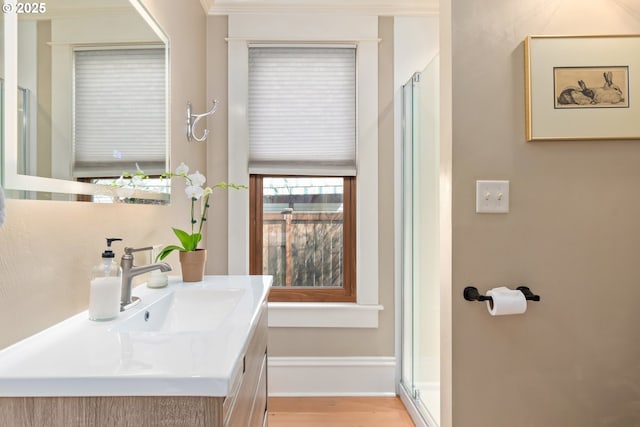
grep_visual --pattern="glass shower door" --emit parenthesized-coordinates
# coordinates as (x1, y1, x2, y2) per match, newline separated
(401, 54, 440, 426)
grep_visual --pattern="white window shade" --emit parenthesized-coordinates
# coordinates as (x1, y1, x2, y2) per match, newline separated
(73, 48, 166, 177)
(248, 45, 356, 176)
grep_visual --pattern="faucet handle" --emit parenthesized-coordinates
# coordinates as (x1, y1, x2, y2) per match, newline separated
(124, 246, 154, 255)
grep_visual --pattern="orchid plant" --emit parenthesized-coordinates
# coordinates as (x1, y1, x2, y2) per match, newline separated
(156, 162, 246, 261)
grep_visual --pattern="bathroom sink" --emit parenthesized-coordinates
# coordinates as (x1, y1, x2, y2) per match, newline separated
(0, 275, 272, 397)
(111, 287, 246, 333)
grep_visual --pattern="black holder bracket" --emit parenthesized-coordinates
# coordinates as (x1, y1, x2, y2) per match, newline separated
(463, 286, 540, 303)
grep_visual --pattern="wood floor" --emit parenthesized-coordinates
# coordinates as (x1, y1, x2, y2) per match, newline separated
(267, 397, 416, 427)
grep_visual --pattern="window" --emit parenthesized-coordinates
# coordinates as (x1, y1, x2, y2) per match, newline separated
(250, 175, 356, 302)
(247, 45, 357, 302)
(73, 47, 166, 179)
(228, 14, 381, 326)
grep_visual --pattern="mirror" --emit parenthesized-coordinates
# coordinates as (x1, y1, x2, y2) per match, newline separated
(1, 0, 170, 203)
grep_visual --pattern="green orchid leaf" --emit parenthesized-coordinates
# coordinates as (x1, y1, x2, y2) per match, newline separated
(172, 227, 202, 251)
(156, 245, 183, 261)
(172, 227, 192, 248)
(189, 233, 202, 250)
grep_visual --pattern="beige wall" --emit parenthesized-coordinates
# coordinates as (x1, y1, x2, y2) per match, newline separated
(205, 15, 230, 275)
(452, 0, 640, 425)
(0, 0, 207, 349)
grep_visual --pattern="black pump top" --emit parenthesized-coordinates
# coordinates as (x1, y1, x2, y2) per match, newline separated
(102, 237, 123, 258)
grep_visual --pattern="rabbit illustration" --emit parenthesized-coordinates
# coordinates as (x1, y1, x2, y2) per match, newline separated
(557, 80, 595, 105)
(591, 71, 624, 104)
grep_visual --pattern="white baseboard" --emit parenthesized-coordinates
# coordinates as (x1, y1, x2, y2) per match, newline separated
(268, 356, 396, 397)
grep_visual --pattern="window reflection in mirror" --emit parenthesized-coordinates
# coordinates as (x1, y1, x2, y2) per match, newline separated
(8, 0, 169, 203)
(17, 85, 28, 175)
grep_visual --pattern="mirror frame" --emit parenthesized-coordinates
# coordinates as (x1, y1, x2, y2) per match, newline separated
(1, 0, 170, 202)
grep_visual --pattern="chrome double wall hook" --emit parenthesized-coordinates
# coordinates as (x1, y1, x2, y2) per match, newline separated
(186, 100, 219, 142)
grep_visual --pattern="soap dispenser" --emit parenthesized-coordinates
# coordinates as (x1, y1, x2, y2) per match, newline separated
(89, 238, 123, 321)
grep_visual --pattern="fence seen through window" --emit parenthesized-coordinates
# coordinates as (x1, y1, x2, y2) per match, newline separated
(262, 177, 344, 288)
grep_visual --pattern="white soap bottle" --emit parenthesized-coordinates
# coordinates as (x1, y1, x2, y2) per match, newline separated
(89, 238, 123, 321)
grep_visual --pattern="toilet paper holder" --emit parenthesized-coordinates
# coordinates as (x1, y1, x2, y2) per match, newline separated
(463, 286, 540, 303)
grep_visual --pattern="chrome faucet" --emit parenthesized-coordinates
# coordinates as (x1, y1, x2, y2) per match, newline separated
(120, 246, 172, 310)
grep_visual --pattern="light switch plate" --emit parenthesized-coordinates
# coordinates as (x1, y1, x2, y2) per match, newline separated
(476, 180, 509, 213)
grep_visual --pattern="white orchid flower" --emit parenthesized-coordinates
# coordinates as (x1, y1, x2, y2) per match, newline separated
(203, 187, 213, 197)
(185, 185, 204, 200)
(175, 162, 189, 176)
(188, 171, 206, 187)
(132, 175, 144, 187)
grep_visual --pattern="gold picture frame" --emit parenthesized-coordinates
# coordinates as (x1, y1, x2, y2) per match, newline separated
(525, 35, 640, 141)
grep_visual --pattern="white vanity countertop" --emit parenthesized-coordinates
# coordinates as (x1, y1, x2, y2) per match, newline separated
(0, 275, 272, 397)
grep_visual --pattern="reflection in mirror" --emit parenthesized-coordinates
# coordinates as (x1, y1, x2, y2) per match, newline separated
(3, 0, 169, 203)
(1, 19, 4, 178)
(17, 84, 27, 175)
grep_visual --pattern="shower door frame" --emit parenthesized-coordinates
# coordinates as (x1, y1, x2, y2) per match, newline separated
(399, 63, 440, 427)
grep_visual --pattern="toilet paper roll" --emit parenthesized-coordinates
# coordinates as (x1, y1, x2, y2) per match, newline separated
(486, 286, 527, 316)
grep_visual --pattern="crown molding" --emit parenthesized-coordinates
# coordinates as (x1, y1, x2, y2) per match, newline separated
(200, 0, 438, 16)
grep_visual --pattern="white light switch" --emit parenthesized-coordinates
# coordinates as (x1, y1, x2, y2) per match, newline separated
(476, 180, 509, 213)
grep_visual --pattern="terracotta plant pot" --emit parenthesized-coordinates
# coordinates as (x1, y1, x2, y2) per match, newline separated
(179, 249, 207, 282)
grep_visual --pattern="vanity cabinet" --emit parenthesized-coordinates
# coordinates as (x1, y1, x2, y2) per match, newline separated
(224, 301, 269, 427)
(0, 301, 269, 427)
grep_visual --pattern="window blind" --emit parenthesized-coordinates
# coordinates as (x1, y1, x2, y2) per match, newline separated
(73, 47, 166, 177)
(248, 45, 356, 176)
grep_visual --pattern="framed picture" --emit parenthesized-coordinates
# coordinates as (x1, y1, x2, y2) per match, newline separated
(525, 35, 640, 141)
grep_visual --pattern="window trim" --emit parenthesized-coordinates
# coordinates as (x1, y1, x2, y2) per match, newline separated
(226, 13, 380, 328)
(250, 175, 357, 303)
